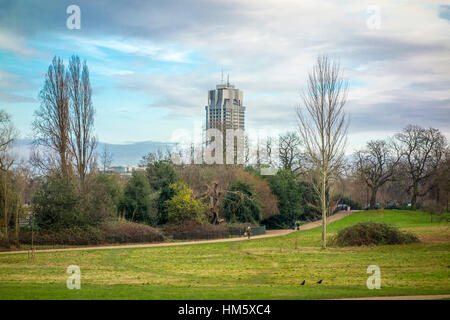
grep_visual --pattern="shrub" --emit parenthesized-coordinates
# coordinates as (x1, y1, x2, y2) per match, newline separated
(81, 175, 117, 226)
(163, 220, 229, 240)
(18, 226, 105, 246)
(262, 170, 320, 228)
(119, 172, 154, 224)
(146, 160, 178, 191)
(233, 169, 279, 220)
(93, 173, 123, 212)
(144, 161, 179, 225)
(100, 221, 165, 243)
(31, 171, 118, 231)
(165, 182, 208, 224)
(331, 222, 419, 247)
(32, 172, 86, 230)
(16, 222, 164, 246)
(222, 181, 261, 224)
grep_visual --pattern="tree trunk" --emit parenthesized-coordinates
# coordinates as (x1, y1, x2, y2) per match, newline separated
(321, 172, 327, 249)
(15, 203, 19, 246)
(369, 186, 378, 210)
(3, 173, 7, 240)
(410, 183, 418, 211)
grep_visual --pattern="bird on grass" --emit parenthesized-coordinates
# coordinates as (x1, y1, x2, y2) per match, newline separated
(300, 280, 305, 285)
(317, 280, 323, 284)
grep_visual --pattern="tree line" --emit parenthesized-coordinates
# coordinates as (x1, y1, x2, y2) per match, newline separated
(0, 54, 448, 249)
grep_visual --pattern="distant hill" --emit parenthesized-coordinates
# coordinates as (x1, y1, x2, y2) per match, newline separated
(11, 139, 174, 166)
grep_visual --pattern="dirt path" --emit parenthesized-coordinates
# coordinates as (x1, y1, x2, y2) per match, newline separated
(301, 210, 358, 230)
(0, 210, 358, 255)
(332, 294, 450, 300)
(0, 229, 294, 255)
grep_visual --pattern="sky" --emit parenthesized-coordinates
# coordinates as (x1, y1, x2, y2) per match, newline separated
(0, 0, 449, 154)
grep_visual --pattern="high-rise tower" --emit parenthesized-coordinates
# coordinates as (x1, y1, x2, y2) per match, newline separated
(205, 79, 245, 132)
(204, 78, 245, 164)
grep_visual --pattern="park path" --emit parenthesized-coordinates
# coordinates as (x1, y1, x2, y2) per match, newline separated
(300, 210, 359, 230)
(0, 210, 358, 255)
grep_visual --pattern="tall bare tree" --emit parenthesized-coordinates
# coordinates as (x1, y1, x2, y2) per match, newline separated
(279, 131, 302, 172)
(296, 55, 349, 248)
(68, 55, 97, 188)
(354, 139, 401, 209)
(11, 163, 31, 245)
(99, 144, 113, 173)
(33, 56, 71, 177)
(0, 110, 18, 240)
(395, 125, 447, 210)
(264, 136, 275, 167)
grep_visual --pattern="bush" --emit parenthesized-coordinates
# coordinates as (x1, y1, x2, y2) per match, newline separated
(32, 171, 117, 230)
(18, 226, 105, 246)
(32, 172, 86, 230)
(93, 173, 122, 212)
(119, 172, 154, 224)
(163, 220, 229, 240)
(81, 175, 117, 226)
(262, 170, 320, 228)
(165, 182, 208, 224)
(146, 160, 178, 190)
(331, 222, 419, 247)
(222, 181, 261, 224)
(16, 222, 165, 246)
(233, 169, 279, 220)
(100, 221, 165, 243)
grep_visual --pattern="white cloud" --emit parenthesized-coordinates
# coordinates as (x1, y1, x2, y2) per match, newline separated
(0, 31, 42, 57)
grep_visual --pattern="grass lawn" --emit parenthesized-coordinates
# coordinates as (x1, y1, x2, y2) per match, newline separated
(0, 210, 449, 299)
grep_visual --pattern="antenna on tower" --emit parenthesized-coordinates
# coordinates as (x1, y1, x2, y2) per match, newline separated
(221, 68, 223, 84)
(227, 73, 229, 86)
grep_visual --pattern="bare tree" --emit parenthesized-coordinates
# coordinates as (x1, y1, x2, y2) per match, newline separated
(99, 144, 113, 173)
(11, 163, 31, 245)
(395, 125, 447, 210)
(264, 136, 275, 167)
(141, 149, 168, 166)
(0, 110, 18, 240)
(279, 131, 302, 172)
(33, 56, 71, 177)
(296, 55, 349, 249)
(354, 139, 401, 209)
(68, 55, 97, 188)
(199, 181, 224, 224)
(244, 135, 250, 165)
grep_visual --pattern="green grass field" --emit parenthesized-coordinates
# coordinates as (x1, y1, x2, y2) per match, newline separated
(0, 210, 449, 299)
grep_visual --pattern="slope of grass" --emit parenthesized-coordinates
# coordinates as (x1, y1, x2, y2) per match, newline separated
(0, 210, 449, 299)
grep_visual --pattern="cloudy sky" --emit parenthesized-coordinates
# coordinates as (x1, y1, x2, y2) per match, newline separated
(0, 0, 449, 152)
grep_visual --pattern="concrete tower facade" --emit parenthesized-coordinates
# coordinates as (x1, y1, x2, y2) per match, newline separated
(204, 78, 245, 164)
(205, 80, 245, 132)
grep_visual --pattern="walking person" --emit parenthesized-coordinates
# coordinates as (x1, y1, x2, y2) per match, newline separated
(247, 226, 252, 239)
(296, 220, 300, 231)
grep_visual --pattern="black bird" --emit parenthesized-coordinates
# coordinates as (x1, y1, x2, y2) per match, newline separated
(300, 280, 305, 285)
(317, 280, 323, 284)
